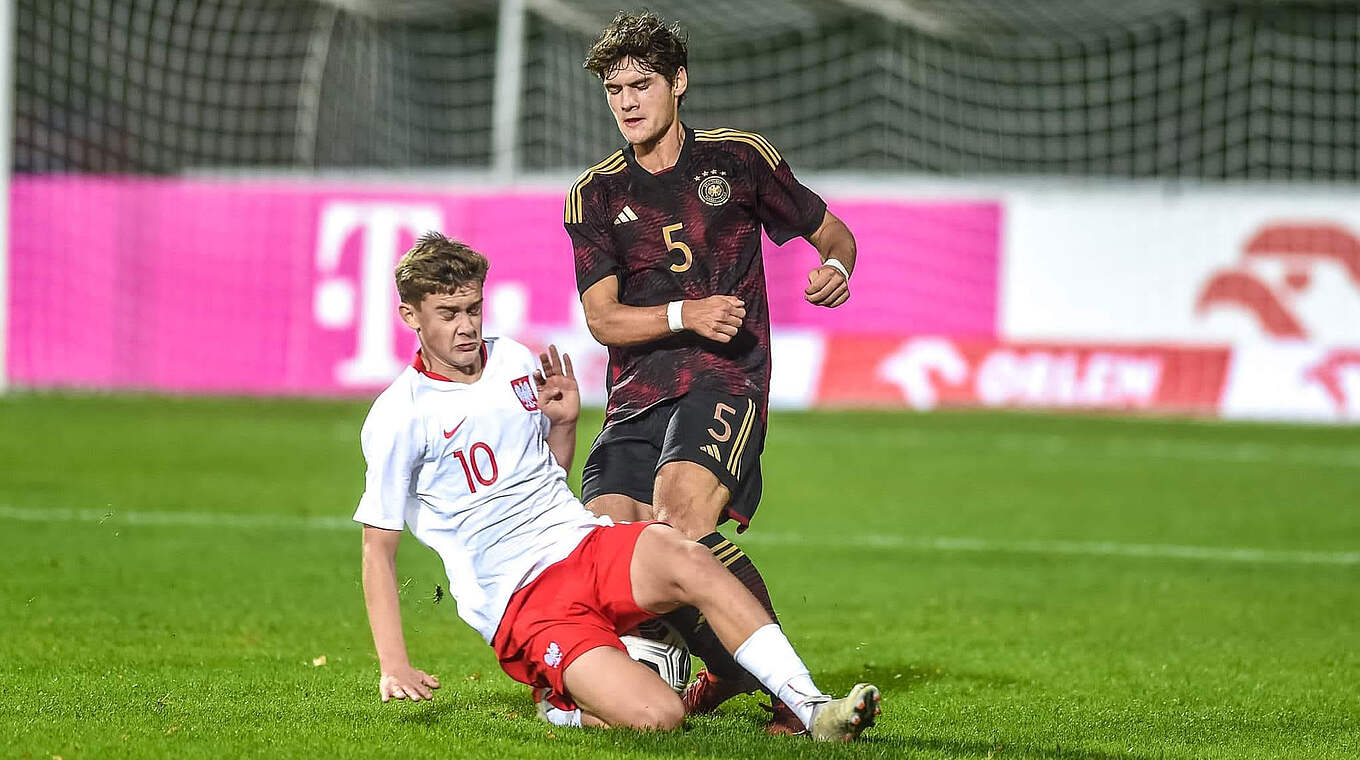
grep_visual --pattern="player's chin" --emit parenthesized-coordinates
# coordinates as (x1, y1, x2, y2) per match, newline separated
(446, 342, 480, 362)
(621, 120, 656, 142)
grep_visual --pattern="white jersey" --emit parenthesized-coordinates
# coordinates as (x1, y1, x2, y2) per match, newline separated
(353, 336, 611, 643)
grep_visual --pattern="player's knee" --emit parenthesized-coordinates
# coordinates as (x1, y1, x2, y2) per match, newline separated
(649, 696, 687, 731)
(669, 540, 723, 599)
(616, 696, 685, 731)
(656, 697, 686, 730)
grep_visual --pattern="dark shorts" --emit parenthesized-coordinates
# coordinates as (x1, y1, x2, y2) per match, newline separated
(581, 389, 766, 532)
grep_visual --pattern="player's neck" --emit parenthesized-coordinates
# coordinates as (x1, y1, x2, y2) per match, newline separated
(632, 119, 685, 174)
(419, 347, 484, 385)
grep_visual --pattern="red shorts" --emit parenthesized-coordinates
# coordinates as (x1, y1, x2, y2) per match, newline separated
(491, 521, 659, 711)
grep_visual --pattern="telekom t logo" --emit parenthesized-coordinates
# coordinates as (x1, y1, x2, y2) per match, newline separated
(313, 202, 444, 386)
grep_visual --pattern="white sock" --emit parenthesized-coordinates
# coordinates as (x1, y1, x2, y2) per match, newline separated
(541, 705, 582, 727)
(733, 623, 829, 728)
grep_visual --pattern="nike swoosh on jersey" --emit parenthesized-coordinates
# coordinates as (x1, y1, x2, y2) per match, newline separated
(443, 418, 467, 439)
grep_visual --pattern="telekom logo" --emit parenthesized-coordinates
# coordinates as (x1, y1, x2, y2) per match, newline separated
(313, 202, 444, 386)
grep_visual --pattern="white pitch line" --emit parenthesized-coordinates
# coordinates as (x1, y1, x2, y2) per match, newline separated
(0, 505, 355, 531)
(740, 532, 1360, 567)
(2, 505, 1356, 567)
(784, 428, 1360, 469)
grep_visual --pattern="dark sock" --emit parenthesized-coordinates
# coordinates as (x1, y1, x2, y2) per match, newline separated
(661, 531, 779, 687)
(698, 531, 779, 623)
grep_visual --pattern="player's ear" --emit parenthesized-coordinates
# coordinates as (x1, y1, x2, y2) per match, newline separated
(398, 300, 421, 332)
(672, 67, 687, 99)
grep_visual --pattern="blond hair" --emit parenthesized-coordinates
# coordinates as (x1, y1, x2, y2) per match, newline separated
(395, 231, 489, 305)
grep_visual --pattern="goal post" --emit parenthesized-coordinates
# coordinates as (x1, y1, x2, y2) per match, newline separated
(0, 0, 13, 393)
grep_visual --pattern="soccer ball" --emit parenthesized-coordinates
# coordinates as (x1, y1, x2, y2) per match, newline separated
(621, 619, 692, 693)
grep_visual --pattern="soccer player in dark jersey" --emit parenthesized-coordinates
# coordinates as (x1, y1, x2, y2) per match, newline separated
(564, 12, 858, 735)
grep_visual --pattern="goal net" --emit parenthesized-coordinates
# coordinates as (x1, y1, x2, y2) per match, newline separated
(8, 1, 1360, 419)
(14, 0, 1360, 177)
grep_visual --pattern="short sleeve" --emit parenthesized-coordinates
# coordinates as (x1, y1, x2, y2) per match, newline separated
(753, 143, 827, 245)
(566, 181, 620, 296)
(353, 396, 424, 531)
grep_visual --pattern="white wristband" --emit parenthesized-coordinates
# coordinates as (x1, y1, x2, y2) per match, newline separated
(666, 300, 685, 333)
(822, 258, 850, 281)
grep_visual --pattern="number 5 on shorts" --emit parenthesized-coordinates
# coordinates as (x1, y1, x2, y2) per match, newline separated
(709, 403, 737, 443)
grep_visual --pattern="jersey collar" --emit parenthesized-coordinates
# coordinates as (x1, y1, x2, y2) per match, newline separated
(412, 342, 489, 383)
(624, 123, 694, 181)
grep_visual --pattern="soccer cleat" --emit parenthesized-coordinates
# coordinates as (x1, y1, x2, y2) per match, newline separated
(808, 683, 880, 742)
(761, 698, 808, 736)
(680, 668, 759, 715)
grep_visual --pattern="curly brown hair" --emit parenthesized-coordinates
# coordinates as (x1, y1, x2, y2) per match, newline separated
(583, 11, 688, 107)
(395, 231, 489, 305)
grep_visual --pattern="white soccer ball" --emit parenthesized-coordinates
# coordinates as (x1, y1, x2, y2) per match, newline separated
(621, 619, 692, 693)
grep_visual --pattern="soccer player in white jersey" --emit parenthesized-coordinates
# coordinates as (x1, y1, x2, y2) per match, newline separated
(355, 232, 880, 739)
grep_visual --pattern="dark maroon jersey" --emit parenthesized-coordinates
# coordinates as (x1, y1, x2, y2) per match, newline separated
(565, 125, 827, 425)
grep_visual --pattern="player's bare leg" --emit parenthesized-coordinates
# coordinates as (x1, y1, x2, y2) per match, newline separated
(630, 523, 770, 642)
(558, 646, 685, 730)
(628, 523, 880, 741)
(585, 493, 651, 523)
(652, 461, 795, 729)
(652, 461, 729, 538)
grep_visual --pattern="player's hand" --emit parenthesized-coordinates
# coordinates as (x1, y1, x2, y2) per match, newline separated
(379, 666, 440, 703)
(805, 265, 849, 308)
(534, 344, 580, 425)
(683, 296, 746, 343)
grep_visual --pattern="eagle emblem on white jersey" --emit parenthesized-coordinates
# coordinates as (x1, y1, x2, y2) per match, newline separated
(511, 375, 539, 411)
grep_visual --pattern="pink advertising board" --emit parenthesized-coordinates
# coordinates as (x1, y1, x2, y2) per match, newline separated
(7, 176, 1000, 399)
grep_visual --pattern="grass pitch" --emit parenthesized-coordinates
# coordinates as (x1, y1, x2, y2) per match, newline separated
(1, 393, 1357, 759)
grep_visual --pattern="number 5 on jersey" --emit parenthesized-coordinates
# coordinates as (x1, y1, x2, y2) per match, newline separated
(452, 443, 499, 492)
(662, 223, 692, 273)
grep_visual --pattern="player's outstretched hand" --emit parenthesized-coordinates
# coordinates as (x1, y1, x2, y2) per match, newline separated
(684, 295, 746, 343)
(805, 265, 849, 308)
(534, 344, 580, 425)
(379, 665, 440, 703)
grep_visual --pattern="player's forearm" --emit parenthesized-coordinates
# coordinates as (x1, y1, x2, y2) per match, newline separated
(584, 301, 674, 347)
(361, 546, 412, 671)
(547, 421, 577, 471)
(813, 212, 857, 275)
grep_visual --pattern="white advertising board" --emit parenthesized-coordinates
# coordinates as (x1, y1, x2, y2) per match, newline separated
(1003, 187, 1360, 346)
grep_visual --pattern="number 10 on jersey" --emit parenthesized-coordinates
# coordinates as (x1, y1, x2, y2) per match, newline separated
(452, 443, 499, 492)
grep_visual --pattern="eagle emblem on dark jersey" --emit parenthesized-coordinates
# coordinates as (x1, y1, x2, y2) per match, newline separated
(510, 375, 538, 411)
(697, 173, 731, 207)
